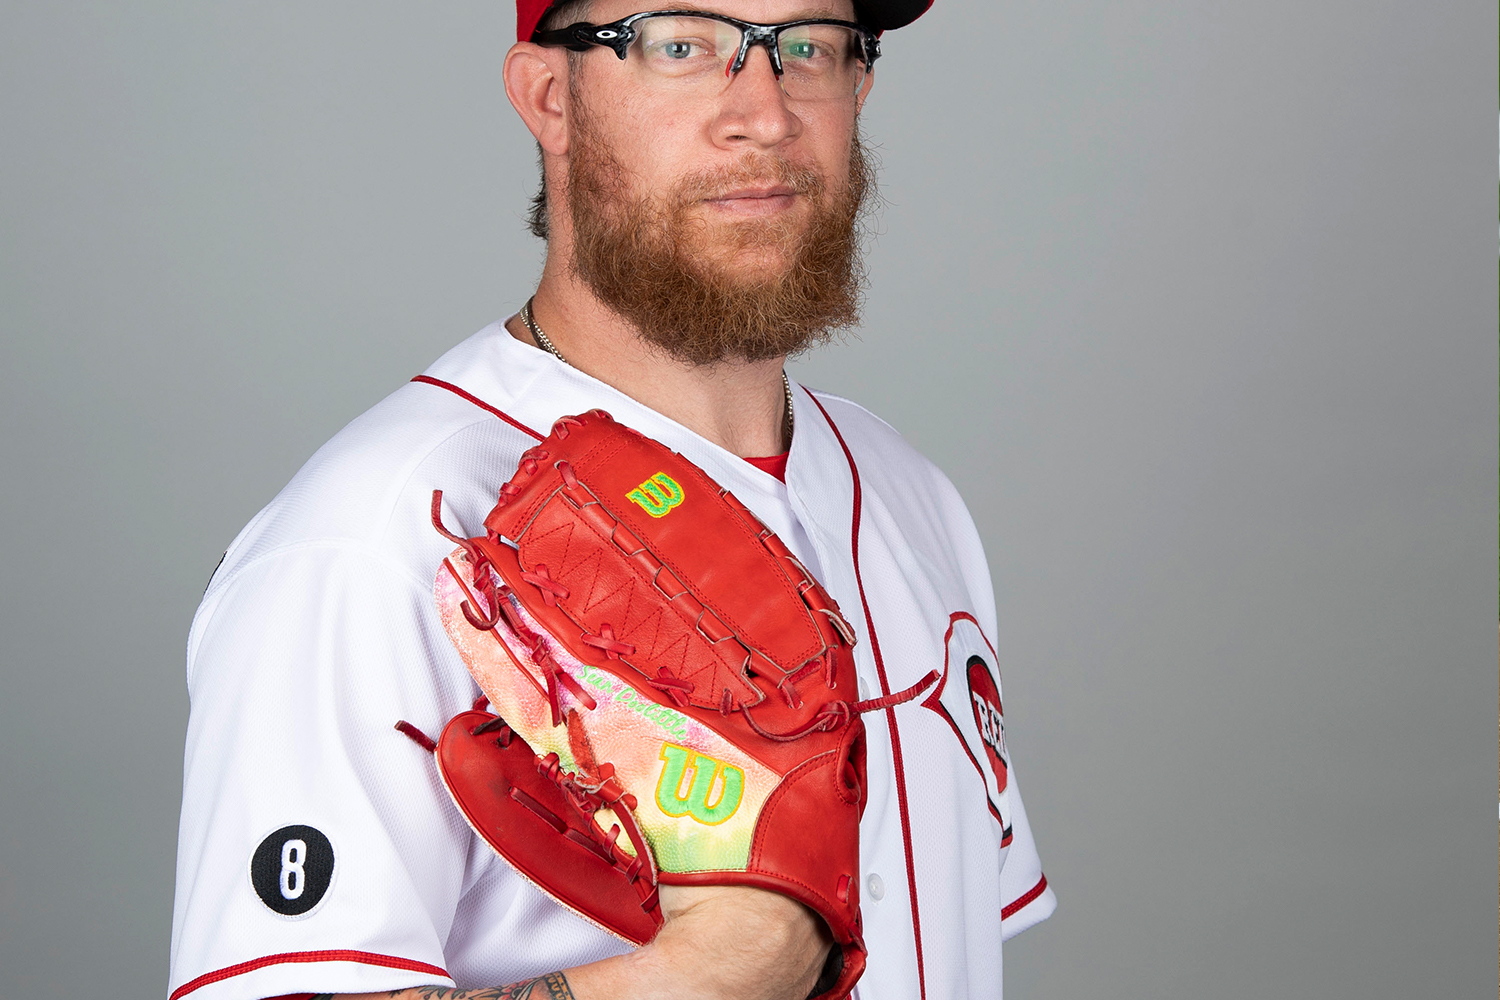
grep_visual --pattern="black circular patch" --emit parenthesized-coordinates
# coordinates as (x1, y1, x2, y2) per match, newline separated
(250, 825, 335, 916)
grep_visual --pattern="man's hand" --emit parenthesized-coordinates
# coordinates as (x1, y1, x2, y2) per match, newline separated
(586, 883, 833, 1000)
(335, 883, 833, 1000)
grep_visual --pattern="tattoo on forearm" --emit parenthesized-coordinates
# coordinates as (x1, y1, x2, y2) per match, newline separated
(494, 973, 576, 1000)
(383, 972, 576, 999)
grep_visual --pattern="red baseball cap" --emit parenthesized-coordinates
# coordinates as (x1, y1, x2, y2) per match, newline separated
(515, 0, 933, 42)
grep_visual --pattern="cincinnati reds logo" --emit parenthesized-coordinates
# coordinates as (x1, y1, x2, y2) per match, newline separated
(627, 472, 684, 518)
(655, 743, 744, 825)
(965, 655, 1008, 795)
(924, 616, 1013, 841)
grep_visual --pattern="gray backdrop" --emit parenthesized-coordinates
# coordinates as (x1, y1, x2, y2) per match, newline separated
(0, 1, 1493, 997)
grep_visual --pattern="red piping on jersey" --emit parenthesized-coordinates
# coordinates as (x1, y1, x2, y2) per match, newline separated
(803, 388, 928, 1000)
(410, 375, 544, 441)
(1002, 873, 1050, 920)
(168, 950, 450, 1000)
(921, 612, 1009, 838)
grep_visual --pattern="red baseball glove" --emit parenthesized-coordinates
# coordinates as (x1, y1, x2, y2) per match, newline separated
(426, 410, 933, 999)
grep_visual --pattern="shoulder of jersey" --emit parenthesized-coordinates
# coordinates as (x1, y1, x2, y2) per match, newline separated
(202, 374, 531, 601)
(804, 388, 970, 511)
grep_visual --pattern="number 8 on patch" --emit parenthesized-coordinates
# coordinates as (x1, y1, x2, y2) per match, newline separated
(251, 825, 335, 916)
(279, 838, 308, 899)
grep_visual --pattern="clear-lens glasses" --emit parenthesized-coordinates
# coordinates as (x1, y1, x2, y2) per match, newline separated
(537, 12, 879, 101)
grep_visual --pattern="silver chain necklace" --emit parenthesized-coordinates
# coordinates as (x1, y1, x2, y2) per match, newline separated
(520, 297, 795, 445)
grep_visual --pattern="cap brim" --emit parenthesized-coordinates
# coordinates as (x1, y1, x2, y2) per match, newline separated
(855, 0, 933, 31)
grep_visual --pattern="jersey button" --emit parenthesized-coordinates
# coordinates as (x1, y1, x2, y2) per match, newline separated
(866, 872, 885, 902)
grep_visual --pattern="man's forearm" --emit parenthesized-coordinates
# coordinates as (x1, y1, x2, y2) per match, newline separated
(334, 883, 830, 1000)
(326, 971, 578, 999)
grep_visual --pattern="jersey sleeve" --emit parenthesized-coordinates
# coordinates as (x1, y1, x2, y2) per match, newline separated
(998, 764, 1056, 941)
(168, 543, 479, 1000)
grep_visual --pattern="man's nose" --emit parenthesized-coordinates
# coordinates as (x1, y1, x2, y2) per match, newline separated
(712, 45, 803, 150)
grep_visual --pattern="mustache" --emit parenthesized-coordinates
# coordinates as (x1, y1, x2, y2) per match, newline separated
(669, 155, 827, 206)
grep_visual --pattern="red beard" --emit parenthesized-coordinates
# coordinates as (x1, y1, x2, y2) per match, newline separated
(566, 111, 875, 366)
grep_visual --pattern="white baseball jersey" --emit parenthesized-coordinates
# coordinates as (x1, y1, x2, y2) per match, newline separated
(169, 321, 1055, 1000)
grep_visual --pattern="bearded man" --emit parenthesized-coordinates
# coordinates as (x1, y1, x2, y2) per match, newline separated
(168, 0, 1054, 997)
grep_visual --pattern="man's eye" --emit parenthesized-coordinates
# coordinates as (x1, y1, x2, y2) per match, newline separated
(660, 39, 699, 58)
(785, 41, 817, 60)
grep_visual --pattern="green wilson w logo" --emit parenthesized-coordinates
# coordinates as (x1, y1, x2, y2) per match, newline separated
(655, 743, 745, 825)
(627, 472, 685, 518)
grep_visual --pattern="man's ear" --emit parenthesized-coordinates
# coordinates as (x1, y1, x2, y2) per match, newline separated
(854, 69, 874, 115)
(504, 42, 572, 156)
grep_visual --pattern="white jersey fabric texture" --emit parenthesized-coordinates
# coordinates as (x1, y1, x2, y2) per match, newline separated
(169, 322, 1055, 1000)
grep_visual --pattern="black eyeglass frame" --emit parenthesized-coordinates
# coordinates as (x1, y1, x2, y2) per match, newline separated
(532, 10, 881, 80)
